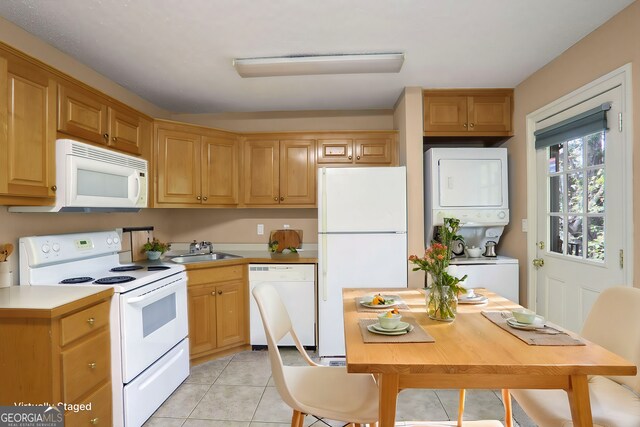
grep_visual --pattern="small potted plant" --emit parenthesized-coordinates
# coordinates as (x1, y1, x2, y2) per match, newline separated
(141, 238, 170, 260)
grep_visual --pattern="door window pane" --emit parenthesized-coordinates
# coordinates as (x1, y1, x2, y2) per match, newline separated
(567, 138, 583, 169)
(587, 217, 605, 261)
(549, 143, 564, 173)
(549, 175, 564, 213)
(567, 216, 583, 256)
(586, 131, 605, 167)
(549, 215, 564, 255)
(567, 172, 584, 213)
(587, 169, 605, 213)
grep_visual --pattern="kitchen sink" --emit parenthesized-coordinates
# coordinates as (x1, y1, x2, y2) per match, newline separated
(170, 252, 243, 264)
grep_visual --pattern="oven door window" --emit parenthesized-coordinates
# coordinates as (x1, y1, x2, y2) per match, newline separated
(142, 293, 176, 337)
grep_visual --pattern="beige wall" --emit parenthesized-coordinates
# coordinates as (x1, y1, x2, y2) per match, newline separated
(0, 16, 170, 118)
(393, 87, 426, 288)
(171, 110, 394, 132)
(502, 0, 640, 301)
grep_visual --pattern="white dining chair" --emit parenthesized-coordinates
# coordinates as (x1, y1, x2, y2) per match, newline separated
(252, 283, 379, 427)
(510, 286, 640, 426)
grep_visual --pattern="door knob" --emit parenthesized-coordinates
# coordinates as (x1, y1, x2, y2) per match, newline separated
(537, 241, 545, 250)
(532, 258, 544, 268)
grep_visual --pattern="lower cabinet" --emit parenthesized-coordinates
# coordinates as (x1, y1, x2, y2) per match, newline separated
(0, 290, 113, 424)
(187, 264, 248, 362)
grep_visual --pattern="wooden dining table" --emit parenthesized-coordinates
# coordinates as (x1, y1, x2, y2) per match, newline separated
(343, 288, 637, 427)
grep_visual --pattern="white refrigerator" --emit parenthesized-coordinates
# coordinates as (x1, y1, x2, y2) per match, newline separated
(317, 167, 408, 357)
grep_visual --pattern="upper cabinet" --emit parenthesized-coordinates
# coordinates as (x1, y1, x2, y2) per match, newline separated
(58, 82, 147, 155)
(316, 132, 397, 166)
(242, 136, 316, 206)
(0, 52, 56, 202)
(423, 89, 513, 137)
(155, 121, 239, 207)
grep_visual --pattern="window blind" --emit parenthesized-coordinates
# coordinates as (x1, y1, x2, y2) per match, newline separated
(534, 102, 611, 149)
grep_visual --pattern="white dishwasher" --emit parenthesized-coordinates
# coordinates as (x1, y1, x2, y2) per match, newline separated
(249, 264, 316, 348)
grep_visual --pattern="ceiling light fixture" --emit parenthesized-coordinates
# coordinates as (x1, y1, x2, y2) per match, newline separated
(233, 53, 404, 78)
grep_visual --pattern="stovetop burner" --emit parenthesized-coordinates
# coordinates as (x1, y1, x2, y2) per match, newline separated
(147, 266, 171, 271)
(60, 276, 95, 284)
(111, 265, 145, 272)
(94, 276, 137, 285)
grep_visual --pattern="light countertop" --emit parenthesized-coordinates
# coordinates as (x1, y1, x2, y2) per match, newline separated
(0, 285, 113, 318)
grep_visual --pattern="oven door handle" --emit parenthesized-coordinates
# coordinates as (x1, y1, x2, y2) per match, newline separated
(126, 280, 184, 306)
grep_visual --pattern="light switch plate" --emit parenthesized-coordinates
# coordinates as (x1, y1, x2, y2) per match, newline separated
(257, 224, 264, 235)
(521, 219, 528, 232)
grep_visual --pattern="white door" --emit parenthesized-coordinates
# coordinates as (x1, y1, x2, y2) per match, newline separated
(534, 85, 627, 333)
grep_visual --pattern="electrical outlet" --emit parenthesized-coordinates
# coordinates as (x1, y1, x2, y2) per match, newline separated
(257, 224, 264, 235)
(283, 224, 290, 229)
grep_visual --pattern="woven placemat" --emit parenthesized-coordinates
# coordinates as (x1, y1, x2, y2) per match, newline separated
(358, 317, 435, 343)
(355, 295, 410, 313)
(482, 311, 585, 346)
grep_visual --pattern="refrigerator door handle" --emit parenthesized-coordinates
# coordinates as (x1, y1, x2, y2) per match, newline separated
(322, 233, 328, 301)
(321, 168, 327, 233)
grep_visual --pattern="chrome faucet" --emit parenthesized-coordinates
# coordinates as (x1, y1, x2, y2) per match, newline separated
(189, 240, 213, 254)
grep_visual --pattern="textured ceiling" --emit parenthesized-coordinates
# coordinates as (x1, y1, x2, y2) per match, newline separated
(0, 0, 634, 113)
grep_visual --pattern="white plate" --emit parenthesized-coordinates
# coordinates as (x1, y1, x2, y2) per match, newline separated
(371, 321, 410, 333)
(458, 293, 488, 304)
(360, 295, 397, 309)
(367, 324, 413, 336)
(506, 315, 546, 330)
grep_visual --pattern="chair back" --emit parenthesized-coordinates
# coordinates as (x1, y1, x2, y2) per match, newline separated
(251, 283, 313, 410)
(581, 286, 640, 392)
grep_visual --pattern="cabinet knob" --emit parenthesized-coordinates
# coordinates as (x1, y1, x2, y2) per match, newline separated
(50, 185, 57, 192)
(463, 123, 468, 128)
(103, 133, 109, 139)
(469, 123, 475, 128)
(203, 196, 208, 201)
(218, 290, 223, 295)
(87, 317, 95, 326)
(88, 362, 97, 369)
(196, 196, 202, 200)
(112, 136, 118, 142)
(273, 197, 278, 201)
(211, 291, 216, 296)
(280, 196, 284, 201)
(90, 418, 99, 425)
(348, 155, 352, 160)
(356, 156, 361, 160)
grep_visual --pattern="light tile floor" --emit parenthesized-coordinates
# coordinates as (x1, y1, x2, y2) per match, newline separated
(145, 349, 537, 427)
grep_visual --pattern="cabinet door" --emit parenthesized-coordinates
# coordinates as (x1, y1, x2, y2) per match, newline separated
(215, 282, 246, 348)
(424, 94, 468, 133)
(156, 129, 201, 204)
(279, 139, 316, 205)
(108, 107, 142, 155)
(468, 94, 512, 133)
(0, 55, 56, 198)
(188, 284, 217, 356)
(317, 139, 353, 164)
(58, 83, 108, 144)
(242, 139, 279, 205)
(202, 135, 239, 205)
(354, 137, 393, 164)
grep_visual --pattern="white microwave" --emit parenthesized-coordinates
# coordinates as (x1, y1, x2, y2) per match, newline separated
(10, 139, 148, 212)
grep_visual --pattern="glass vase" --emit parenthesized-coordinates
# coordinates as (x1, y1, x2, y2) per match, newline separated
(426, 276, 458, 322)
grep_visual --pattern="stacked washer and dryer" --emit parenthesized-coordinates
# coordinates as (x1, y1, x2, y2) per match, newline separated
(424, 148, 519, 303)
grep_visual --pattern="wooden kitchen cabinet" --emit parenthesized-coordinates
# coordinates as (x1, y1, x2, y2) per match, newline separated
(316, 133, 396, 165)
(0, 289, 113, 425)
(58, 82, 146, 155)
(242, 137, 316, 206)
(186, 264, 248, 363)
(0, 52, 57, 202)
(423, 89, 513, 137)
(155, 121, 239, 207)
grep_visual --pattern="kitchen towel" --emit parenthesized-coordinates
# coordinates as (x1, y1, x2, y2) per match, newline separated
(355, 295, 410, 312)
(482, 311, 585, 346)
(358, 318, 435, 343)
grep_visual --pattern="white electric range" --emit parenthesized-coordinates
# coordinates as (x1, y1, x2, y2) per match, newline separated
(19, 230, 189, 427)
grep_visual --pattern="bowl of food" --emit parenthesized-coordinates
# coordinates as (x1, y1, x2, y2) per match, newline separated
(378, 309, 402, 329)
(511, 308, 537, 324)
